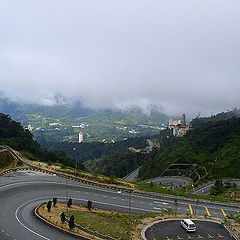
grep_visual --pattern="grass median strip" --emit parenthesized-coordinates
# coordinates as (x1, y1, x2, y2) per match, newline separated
(37, 202, 158, 240)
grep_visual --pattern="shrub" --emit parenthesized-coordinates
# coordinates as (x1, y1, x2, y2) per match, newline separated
(68, 215, 75, 229)
(47, 201, 52, 212)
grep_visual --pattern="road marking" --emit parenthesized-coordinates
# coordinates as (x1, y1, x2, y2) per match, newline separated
(177, 236, 183, 239)
(154, 207, 163, 210)
(197, 235, 204, 238)
(154, 201, 168, 205)
(205, 207, 211, 216)
(237, 211, 240, 215)
(221, 209, 227, 218)
(166, 237, 173, 240)
(15, 201, 51, 240)
(207, 233, 214, 238)
(187, 235, 193, 239)
(218, 233, 224, 237)
(189, 204, 193, 215)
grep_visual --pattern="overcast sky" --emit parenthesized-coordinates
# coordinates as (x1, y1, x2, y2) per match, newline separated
(0, 0, 240, 116)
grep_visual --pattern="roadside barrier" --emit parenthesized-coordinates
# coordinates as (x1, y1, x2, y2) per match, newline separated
(0, 167, 134, 194)
(224, 219, 240, 240)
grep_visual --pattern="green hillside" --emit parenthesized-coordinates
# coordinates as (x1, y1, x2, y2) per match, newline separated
(0, 146, 16, 170)
(0, 113, 84, 170)
(139, 117, 240, 181)
(191, 108, 240, 128)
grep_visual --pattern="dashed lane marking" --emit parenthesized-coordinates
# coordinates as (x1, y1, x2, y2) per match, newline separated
(197, 235, 204, 239)
(207, 233, 214, 238)
(218, 233, 224, 238)
(187, 235, 193, 239)
(189, 204, 193, 215)
(177, 236, 183, 239)
(221, 209, 227, 218)
(205, 207, 211, 216)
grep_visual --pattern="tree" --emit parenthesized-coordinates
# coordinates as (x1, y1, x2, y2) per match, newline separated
(47, 201, 52, 212)
(60, 212, 66, 223)
(87, 200, 92, 211)
(211, 179, 224, 195)
(68, 215, 75, 229)
(53, 197, 57, 207)
(67, 198, 72, 208)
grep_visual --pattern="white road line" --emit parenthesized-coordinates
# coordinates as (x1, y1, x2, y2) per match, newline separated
(15, 199, 52, 240)
(3, 180, 239, 215)
(154, 201, 168, 205)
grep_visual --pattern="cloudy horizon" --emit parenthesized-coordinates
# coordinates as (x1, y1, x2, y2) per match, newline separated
(0, 0, 240, 117)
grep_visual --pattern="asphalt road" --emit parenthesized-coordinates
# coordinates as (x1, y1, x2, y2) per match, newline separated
(145, 177, 191, 189)
(144, 220, 234, 240)
(123, 166, 141, 181)
(0, 171, 239, 240)
(193, 180, 240, 195)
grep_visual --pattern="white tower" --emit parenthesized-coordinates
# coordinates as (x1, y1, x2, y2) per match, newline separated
(78, 132, 83, 143)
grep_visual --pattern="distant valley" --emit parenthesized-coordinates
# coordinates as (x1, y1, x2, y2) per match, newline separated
(0, 96, 171, 143)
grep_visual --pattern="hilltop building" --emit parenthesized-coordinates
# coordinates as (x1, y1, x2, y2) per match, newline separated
(78, 132, 83, 143)
(169, 113, 189, 137)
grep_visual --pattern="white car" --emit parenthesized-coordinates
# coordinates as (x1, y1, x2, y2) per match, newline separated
(180, 219, 196, 232)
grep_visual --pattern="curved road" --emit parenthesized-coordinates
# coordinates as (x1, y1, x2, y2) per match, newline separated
(193, 180, 240, 195)
(0, 171, 240, 240)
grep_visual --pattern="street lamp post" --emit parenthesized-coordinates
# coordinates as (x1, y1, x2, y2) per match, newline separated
(66, 177, 68, 216)
(128, 191, 132, 240)
(73, 147, 77, 176)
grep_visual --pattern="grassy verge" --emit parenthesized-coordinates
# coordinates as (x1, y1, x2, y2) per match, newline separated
(135, 182, 240, 204)
(70, 210, 151, 239)
(0, 150, 17, 171)
(38, 201, 231, 240)
(19, 154, 135, 189)
(38, 202, 159, 239)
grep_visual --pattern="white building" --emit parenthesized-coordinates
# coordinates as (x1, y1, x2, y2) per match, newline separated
(78, 132, 83, 143)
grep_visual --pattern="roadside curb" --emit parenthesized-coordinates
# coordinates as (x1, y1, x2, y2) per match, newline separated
(34, 203, 91, 240)
(35, 203, 118, 240)
(0, 166, 134, 193)
(141, 218, 237, 240)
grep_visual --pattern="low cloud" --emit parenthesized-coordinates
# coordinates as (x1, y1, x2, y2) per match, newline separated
(0, 0, 240, 117)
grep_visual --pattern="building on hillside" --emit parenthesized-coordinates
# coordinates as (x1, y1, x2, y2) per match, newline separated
(78, 132, 83, 143)
(182, 113, 186, 127)
(169, 113, 189, 137)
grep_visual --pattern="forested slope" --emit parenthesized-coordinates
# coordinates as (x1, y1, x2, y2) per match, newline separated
(0, 113, 84, 170)
(139, 117, 240, 180)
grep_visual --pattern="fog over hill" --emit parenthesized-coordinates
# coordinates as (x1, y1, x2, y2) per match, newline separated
(0, 1, 240, 117)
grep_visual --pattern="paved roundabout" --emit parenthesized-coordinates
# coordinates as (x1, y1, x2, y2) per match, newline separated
(143, 220, 234, 240)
